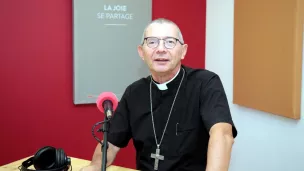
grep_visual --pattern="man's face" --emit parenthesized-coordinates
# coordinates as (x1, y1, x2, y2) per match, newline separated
(138, 23, 188, 74)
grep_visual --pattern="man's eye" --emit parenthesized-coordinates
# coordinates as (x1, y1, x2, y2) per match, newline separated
(148, 41, 157, 44)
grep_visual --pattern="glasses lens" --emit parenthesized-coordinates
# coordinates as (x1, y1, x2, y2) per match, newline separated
(164, 38, 177, 49)
(146, 37, 159, 48)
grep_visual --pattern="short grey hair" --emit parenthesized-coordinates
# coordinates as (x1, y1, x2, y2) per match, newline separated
(140, 18, 184, 45)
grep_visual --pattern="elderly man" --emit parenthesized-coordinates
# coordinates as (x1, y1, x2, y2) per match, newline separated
(81, 18, 237, 171)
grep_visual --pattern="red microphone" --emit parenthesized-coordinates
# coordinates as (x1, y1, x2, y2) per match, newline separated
(96, 92, 118, 119)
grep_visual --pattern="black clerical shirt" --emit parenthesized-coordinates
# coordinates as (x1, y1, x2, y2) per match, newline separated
(107, 65, 237, 171)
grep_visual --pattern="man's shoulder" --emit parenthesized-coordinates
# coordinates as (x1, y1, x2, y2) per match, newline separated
(183, 65, 219, 82)
(125, 76, 149, 94)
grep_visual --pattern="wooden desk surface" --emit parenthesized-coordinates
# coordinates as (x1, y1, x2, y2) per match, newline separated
(0, 156, 137, 171)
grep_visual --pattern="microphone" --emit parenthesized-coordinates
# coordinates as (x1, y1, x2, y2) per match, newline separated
(95, 92, 118, 171)
(96, 92, 118, 119)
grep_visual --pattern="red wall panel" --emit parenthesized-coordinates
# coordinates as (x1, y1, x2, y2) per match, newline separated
(0, 0, 206, 169)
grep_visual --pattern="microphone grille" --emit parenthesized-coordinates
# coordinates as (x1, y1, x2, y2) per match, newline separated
(96, 92, 118, 113)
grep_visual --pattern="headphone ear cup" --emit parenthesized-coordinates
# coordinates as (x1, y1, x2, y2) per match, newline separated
(56, 148, 65, 168)
(33, 146, 56, 170)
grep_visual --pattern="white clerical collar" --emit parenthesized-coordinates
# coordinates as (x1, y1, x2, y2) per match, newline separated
(152, 68, 181, 90)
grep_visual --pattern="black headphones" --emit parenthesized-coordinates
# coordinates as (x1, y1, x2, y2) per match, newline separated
(19, 146, 71, 171)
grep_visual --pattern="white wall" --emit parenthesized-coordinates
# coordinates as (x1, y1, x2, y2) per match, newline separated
(205, 1, 304, 171)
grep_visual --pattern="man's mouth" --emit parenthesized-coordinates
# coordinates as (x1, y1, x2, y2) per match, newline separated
(154, 58, 169, 62)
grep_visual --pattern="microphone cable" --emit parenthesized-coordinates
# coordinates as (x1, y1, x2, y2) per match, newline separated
(91, 120, 110, 145)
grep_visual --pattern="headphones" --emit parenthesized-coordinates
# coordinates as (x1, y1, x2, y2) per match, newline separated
(19, 146, 71, 171)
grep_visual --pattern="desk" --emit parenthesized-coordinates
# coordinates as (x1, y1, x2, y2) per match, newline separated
(0, 157, 137, 171)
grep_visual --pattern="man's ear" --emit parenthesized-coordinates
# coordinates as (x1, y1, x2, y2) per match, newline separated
(137, 45, 145, 61)
(181, 44, 188, 60)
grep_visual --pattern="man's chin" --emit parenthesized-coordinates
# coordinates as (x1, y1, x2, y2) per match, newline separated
(153, 67, 170, 73)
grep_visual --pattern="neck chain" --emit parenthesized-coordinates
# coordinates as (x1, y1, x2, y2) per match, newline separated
(149, 68, 185, 149)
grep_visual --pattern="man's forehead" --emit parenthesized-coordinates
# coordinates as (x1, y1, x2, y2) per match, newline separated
(145, 23, 179, 37)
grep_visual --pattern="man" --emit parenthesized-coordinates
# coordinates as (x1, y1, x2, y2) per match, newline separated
(81, 18, 237, 171)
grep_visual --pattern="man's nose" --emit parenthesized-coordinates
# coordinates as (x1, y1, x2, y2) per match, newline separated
(156, 40, 166, 52)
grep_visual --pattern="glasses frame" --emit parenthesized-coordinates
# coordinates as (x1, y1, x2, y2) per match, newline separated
(142, 36, 184, 49)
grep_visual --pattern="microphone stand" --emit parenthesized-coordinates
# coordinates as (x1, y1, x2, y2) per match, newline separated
(101, 115, 110, 171)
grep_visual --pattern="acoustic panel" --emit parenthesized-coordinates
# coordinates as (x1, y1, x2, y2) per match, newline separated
(233, 0, 304, 119)
(73, 0, 152, 104)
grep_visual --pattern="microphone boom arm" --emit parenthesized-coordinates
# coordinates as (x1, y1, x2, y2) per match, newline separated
(101, 115, 109, 171)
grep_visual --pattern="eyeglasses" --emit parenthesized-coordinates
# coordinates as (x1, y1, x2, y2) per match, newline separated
(143, 37, 184, 49)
